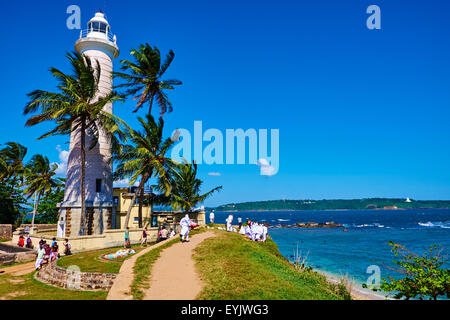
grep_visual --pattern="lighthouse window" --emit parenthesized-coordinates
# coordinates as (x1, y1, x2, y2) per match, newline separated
(99, 23, 107, 33)
(88, 22, 107, 33)
(96, 179, 102, 193)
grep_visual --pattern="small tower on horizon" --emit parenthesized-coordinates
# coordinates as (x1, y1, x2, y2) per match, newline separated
(57, 12, 119, 238)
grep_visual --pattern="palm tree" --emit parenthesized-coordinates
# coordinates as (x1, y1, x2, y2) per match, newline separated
(0, 142, 29, 224)
(0, 142, 28, 183)
(23, 52, 126, 235)
(114, 114, 174, 228)
(158, 161, 222, 213)
(114, 43, 182, 116)
(23, 154, 63, 233)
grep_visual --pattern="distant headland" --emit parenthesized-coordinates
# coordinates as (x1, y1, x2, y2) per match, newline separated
(210, 198, 450, 212)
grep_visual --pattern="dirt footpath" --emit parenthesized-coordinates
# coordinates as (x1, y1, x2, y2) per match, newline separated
(143, 231, 215, 300)
(0, 262, 35, 276)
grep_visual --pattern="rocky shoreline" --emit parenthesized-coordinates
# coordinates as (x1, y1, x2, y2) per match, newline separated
(267, 221, 344, 229)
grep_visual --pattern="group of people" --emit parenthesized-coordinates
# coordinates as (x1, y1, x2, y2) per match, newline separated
(239, 220, 268, 242)
(156, 226, 176, 243)
(210, 212, 268, 242)
(133, 214, 199, 247)
(34, 238, 72, 270)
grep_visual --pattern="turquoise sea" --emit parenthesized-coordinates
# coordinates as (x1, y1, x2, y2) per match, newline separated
(211, 209, 450, 292)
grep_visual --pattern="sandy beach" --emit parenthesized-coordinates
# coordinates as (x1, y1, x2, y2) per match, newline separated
(317, 270, 391, 300)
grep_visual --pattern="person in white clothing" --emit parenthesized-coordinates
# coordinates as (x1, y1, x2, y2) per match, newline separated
(251, 223, 263, 241)
(226, 214, 233, 232)
(180, 214, 191, 242)
(209, 211, 215, 224)
(262, 225, 268, 242)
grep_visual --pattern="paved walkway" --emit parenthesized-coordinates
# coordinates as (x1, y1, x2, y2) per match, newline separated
(107, 231, 215, 300)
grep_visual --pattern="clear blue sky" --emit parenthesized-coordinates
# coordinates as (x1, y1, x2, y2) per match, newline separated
(1, 0, 449, 206)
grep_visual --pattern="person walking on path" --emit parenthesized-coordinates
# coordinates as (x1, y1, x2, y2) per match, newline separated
(124, 227, 131, 248)
(141, 227, 148, 247)
(180, 214, 191, 242)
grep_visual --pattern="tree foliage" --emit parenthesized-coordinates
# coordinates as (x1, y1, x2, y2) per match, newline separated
(0, 142, 29, 224)
(155, 160, 222, 213)
(114, 114, 174, 228)
(365, 241, 450, 300)
(114, 43, 182, 116)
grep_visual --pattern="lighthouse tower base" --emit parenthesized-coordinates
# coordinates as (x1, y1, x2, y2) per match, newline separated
(57, 203, 114, 238)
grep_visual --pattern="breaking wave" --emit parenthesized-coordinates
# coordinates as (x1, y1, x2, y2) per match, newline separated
(418, 221, 450, 229)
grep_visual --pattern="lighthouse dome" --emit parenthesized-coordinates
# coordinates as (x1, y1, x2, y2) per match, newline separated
(76, 11, 119, 59)
(84, 12, 115, 43)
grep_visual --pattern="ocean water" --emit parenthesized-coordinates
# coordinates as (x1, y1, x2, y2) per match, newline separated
(211, 209, 450, 288)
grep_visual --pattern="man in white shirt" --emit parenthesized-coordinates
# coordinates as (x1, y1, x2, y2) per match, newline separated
(209, 211, 215, 224)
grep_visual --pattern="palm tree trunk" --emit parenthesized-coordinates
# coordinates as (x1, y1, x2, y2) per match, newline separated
(124, 175, 147, 229)
(148, 94, 154, 116)
(138, 186, 144, 228)
(80, 119, 86, 236)
(31, 191, 41, 234)
(138, 170, 153, 228)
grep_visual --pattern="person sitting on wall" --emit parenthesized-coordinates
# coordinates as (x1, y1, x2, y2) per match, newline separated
(25, 235, 33, 249)
(43, 243, 52, 265)
(168, 228, 175, 238)
(35, 242, 45, 270)
(50, 242, 59, 261)
(158, 226, 169, 242)
(17, 235, 25, 247)
(190, 222, 200, 229)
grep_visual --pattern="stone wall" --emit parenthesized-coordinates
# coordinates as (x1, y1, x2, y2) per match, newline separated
(36, 261, 117, 291)
(12, 227, 158, 252)
(0, 243, 37, 266)
(16, 224, 58, 236)
(0, 224, 12, 240)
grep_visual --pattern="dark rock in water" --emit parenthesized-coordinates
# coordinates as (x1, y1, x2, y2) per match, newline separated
(271, 221, 343, 229)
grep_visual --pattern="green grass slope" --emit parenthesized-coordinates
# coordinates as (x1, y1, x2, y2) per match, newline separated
(193, 230, 350, 300)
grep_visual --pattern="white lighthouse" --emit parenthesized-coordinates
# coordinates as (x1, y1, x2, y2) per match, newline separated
(58, 12, 119, 237)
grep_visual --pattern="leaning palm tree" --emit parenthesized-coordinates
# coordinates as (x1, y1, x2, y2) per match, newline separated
(114, 114, 174, 228)
(23, 52, 126, 235)
(23, 154, 63, 233)
(114, 43, 182, 116)
(157, 161, 222, 213)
